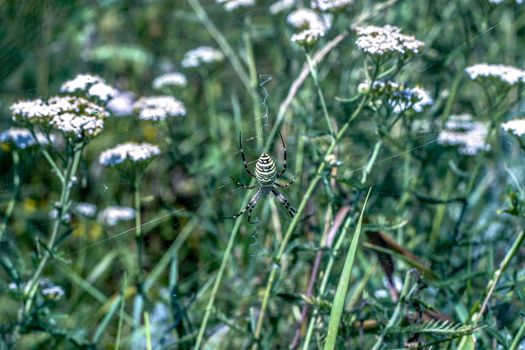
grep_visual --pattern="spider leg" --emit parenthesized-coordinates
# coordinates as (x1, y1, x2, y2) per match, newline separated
(230, 177, 255, 190)
(271, 187, 296, 217)
(275, 171, 300, 189)
(230, 189, 262, 223)
(239, 132, 255, 178)
(277, 132, 287, 177)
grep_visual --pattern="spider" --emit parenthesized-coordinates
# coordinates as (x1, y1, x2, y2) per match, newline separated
(230, 133, 297, 222)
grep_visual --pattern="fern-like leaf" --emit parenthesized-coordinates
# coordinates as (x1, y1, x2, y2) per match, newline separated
(386, 320, 479, 336)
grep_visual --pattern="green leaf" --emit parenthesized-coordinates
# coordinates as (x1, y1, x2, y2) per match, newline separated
(323, 188, 372, 350)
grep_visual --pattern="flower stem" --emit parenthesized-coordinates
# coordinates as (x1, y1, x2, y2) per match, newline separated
(21, 143, 83, 316)
(133, 171, 146, 324)
(305, 52, 334, 137)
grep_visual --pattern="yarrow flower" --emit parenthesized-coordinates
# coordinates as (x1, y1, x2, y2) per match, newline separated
(60, 74, 118, 102)
(270, 0, 296, 14)
(10, 99, 55, 124)
(10, 96, 108, 140)
(107, 92, 135, 117)
(311, 0, 354, 12)
(152, 72, 187, 90)
(133, 96, 186, 121)
(39, 279, 65, 301)
(216, 0, 255, 11)
(73, 202, 98, 218)
(181, 46, 224, 68)
(291, 28, 325, 46)
(465, 64, 525, 86)
(355, 25, 424, 57)
(99, 142, 161, 167)
(97, 206, 135, 226)
(287, 8, 332, 33)
(438, 114, 490, 155)
(0, 128, 51, 149)
(502, 119, 525, 136)
(358, 80, 433, 113)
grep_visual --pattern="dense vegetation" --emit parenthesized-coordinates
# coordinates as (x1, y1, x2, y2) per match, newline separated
(1, 0, 525, 349)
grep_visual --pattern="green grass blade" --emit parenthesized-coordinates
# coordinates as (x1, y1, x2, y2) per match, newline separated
(93, 295, 122, 344)
(323, 188, 372, 350)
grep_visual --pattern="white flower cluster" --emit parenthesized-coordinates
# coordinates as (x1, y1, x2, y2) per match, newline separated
(60, 74, 118, 102)
(270, 0, 296, 14)
(438, 114, 490, 155)
(39, 279, 65, 301)
(10, 99, 55, 124)
(359, 80, 433, 113)
(392, 86, 433, 113)
(311, 0, 354, 12)
(0, 128, 51, 149)
(288, 9, 332, 45)
(107, 92, 135, 117)
(98, 206, 135, 226)
(502, 119, 525, 136)
(73, 202, 98, 218)
(465, 64, 525, 86)
(181, 46, 224, 68)
(287, 8, 332, 32)
(153, 72, 187, 90)
(99, 142, 161, 167)
(488, 0, 523, 4)
(291, 28, 326, 45)
(133, 96, 186, 121)
(11, 96, 107, 140)
(216, 0, 255, 11)
(355, 25, 424, 57)
(50, 113, 104, 139)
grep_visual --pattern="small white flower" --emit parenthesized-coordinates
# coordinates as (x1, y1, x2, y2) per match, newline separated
(355, 25, 424, 57)
(61, 74, 118, 102)
(133, 96, 186, 121)
(311, 0, 354, 12)
(216, 0, 255, 11)
(465, 64, 525, 86)
(74, 202, 97, 218)
(287, 8, 332, 32)
(60, 74, 102, 93)
(502, 119, 525, 136)
(98, 206, 135, 226)
(438, 114, 490, 155)
(270, 0, 296, 14)
(181, 46, 224, 68)
(99, 142, 161, 167)
(107, 92, 135, 117)
(0, 128, 51, 149)
(41, 285, 65, 301)
(152, 72, 187, 90)
(291, 28, 325, 45)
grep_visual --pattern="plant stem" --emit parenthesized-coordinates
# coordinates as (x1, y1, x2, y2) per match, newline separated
(360, 140, 383, 185)
(0, 150, 20, 242)
(305, 52, 334, 137)
(133, 172, 146, 324)
(21, 143, 83, 316)
(252, 97, 369, 348)
(243, 27, 263, 150)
